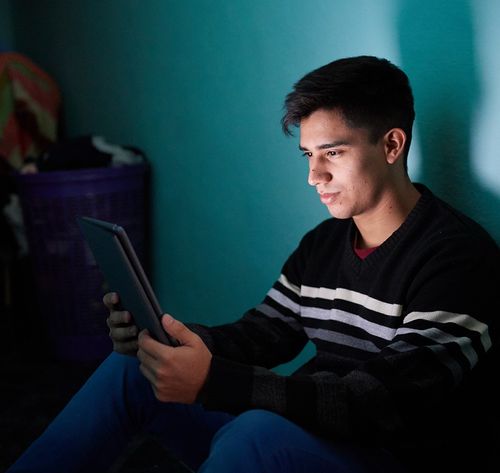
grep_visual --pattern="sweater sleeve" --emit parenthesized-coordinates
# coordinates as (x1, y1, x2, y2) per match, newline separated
(196, 231, 500, 450)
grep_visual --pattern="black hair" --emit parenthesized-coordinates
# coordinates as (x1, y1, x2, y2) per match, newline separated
(282, 56, 415, 169)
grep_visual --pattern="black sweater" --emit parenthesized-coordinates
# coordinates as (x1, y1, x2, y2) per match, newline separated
(193, 185, 500, 468)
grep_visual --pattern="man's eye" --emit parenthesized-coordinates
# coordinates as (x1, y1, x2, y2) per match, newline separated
(302, 152, 312, 159)
(326, 150, 338, 158)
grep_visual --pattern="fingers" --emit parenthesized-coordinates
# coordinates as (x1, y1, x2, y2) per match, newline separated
(109, 322, 139, 356)
(161, 314, 198, 346)
(107, 308, 133, 326)
(104, 293, 139, 356)
(108, 323, 138, 340)
(103, 292, 119, 309)
(137, 337, 159, 371)
(138, 329, 167, 359)
(115, 338, 139, 355)
(137, 322, 212, 404)
(137, 332, 164, 388)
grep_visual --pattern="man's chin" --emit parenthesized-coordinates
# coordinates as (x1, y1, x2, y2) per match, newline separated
(326, 205, 351, 220)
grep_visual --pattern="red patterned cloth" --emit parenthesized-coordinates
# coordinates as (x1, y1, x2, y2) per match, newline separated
(0, 52, 61, 170)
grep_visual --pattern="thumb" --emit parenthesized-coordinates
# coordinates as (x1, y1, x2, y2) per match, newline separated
(161, 313, 196, 346)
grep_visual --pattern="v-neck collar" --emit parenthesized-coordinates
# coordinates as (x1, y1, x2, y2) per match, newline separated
(346, 184, 432, 270)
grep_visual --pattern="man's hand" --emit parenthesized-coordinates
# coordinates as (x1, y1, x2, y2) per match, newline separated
(103, 292, 139, 356)
(137, 314, 212, 404)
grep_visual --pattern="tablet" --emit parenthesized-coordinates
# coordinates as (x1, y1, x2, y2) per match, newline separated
(77, 216, 177, 346)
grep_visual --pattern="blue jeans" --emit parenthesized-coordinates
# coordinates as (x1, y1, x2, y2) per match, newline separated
(7, 353, 407, 473)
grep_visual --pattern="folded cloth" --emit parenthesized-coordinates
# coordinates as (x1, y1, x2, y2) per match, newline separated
(0, 52, 61, 171)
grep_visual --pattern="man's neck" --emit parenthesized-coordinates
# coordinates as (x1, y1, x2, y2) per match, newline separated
(354, 182, 421, 249)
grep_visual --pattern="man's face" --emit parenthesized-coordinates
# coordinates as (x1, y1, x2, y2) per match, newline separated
(299, 108, 392, 221)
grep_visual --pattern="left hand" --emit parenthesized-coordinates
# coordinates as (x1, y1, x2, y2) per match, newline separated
(137, 314, 212, 404)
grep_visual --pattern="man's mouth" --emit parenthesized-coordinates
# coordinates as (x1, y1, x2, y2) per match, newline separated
(319, 192, 339, 205)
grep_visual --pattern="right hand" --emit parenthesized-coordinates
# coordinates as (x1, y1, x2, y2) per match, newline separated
(104, 292, 139, 356)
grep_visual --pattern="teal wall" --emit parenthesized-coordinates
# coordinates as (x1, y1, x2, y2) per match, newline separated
(3, 1, 500, 371)
(0, 0, 13, 49)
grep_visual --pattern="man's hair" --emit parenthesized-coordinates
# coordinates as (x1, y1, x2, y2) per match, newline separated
(282, 56, 415, 169)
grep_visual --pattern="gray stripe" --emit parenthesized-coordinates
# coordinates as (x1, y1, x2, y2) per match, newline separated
(257, 303, 303, 331)
(304, 327, 380, 352)
(302, 307, 397, 340)
(388, 340, 463, 385)
(397, 327, 478, 368)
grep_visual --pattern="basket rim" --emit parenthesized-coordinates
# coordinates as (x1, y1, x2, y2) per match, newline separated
(14, 163, 149, 184)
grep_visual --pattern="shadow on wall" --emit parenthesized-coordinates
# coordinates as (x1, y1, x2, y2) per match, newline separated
(398, 0, 500, 243)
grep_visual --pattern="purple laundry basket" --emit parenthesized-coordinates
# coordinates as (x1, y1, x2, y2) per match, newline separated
(15, 163, 149, 362)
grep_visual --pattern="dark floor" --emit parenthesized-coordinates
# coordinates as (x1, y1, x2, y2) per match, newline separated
(0, 300, 190, 472)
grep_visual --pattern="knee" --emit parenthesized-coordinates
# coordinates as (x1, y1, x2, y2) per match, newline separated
(101, 351, 140, 374)
(222, 409, 287, 440)
(201, 410, 294, 472)
(85, 352, 143, 392)
(211, 409, 289, 454)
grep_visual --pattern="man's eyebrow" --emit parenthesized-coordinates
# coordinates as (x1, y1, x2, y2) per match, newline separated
(299, 141, 351, 151)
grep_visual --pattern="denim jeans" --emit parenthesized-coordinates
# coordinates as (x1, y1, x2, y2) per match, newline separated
(7, 353, 407, 473)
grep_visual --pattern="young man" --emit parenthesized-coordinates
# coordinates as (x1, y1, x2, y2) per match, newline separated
(8, 56, 499, 473)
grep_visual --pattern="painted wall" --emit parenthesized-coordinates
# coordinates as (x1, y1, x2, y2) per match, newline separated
(0, 0, 14, 50)
(4, 1, 500, 371)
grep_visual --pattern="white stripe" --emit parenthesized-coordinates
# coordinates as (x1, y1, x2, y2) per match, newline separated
(301, 285, 402, 317)
(302, 307, 397, 340)
(404, 311, 492, 351)
(278, 274, 301, 296)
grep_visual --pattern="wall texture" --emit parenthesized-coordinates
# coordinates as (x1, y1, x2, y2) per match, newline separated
(0, 0, 13, 49)
(3, 0, 499, 371)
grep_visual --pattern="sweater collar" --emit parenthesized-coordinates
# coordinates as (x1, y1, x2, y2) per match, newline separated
(347, 183, 433, 267)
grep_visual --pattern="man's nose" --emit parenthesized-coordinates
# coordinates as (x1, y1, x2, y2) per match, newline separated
(308, 159, 332, 186)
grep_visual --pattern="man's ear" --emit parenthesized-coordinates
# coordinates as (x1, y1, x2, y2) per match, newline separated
(383, 128, 406, 164)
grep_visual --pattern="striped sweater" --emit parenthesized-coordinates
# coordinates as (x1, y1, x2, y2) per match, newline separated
(194, 184, 500, 463)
